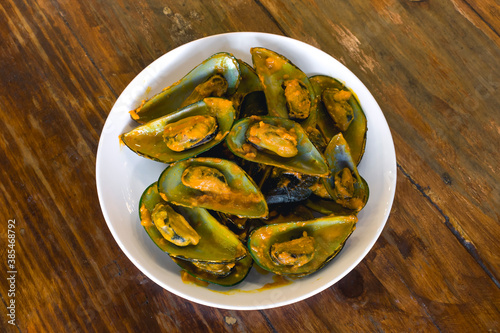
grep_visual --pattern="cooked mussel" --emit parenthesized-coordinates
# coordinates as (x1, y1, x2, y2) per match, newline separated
(251, 47, 315, 120)
(139, 183, 247, 262)
(130, 52, 241, 123)
(322, 133, 369, 212)
(158, 157, 268, 218)
(247, 120, 299, 158)
(321, 88, 354, 132)
(180, 74, 229, 109)
(163, 114, 218, 152)
(310, 75, 367, 165)
(226, 115, 329, 177)
(150, 202, 200, 246)
(248, 215, 357, 276)
(171, 255, 253, 286)
(283, 79, 312, 120)
(181, 164, 231, 193)
(120, 98, 236, 163)
(270, 232, 316, 267)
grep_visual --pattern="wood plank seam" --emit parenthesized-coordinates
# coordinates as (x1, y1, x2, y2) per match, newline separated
(461, 0, 500, 38)
(253, 0, 288, 36)
(259, 310, 279, 333)
(397, 163, 500, 289)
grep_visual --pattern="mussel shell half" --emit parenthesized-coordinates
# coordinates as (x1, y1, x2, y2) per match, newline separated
(120, 98, 236, 163)
(139, 182, 247, 263)
(309, 75, 367, 165)
(231, 59, 263, 113)
(305, 194, 360, 216)
(171, 255, 253, 287)
(158, 157, 269, 218)
(248, 215, 357, 277)
(251, 47, 315, 120)
(226, 116, 330, 177)
(130, 52, 241, 123)
(238, 91, 268, 119)
(322, 133, 369, 212)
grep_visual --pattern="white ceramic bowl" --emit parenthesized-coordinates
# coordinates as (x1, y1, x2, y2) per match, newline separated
(96, 32, 396, 310)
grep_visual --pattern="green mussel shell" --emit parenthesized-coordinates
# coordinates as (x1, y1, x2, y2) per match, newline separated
(251, 47, 316, 121)
(171, 255, 253, 287)
(139, 182, 248, 263)
(309, 75, 367, 165)
(231, 59, 263, 112)
(248, 215, 357, 277)
(158, 157, 269, 218)
(322, 133, 369, 212)
(226, 115, 329, 177)
(130, 52, 241, 123)
(120, 98, 236, 163)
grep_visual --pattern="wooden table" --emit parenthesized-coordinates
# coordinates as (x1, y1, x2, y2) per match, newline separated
(1, 0, 499, 332)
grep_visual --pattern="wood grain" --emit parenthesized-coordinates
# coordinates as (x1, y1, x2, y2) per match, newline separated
(0, 0, 498, 332)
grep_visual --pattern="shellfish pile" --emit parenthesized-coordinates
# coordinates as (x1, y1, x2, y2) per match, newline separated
(120, 48, 369, 286)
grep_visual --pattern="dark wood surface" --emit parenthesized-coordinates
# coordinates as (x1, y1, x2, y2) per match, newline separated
(1, 0, 499, 332)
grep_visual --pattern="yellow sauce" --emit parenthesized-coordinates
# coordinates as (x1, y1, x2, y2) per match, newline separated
(129, 99, 146, 120)
(181, 270, 210, 287)
(214, 274, 293, 295)
(264, 56, 287, 74)
(190, 190, 265, 216)
(118, 134, 126, 148)
(240, 143, 257, 159)
(205, 97, 233, 110)
(247, 121, 298, 158)
(259, 274, 294, 290)
(139, 204, 154, 227)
